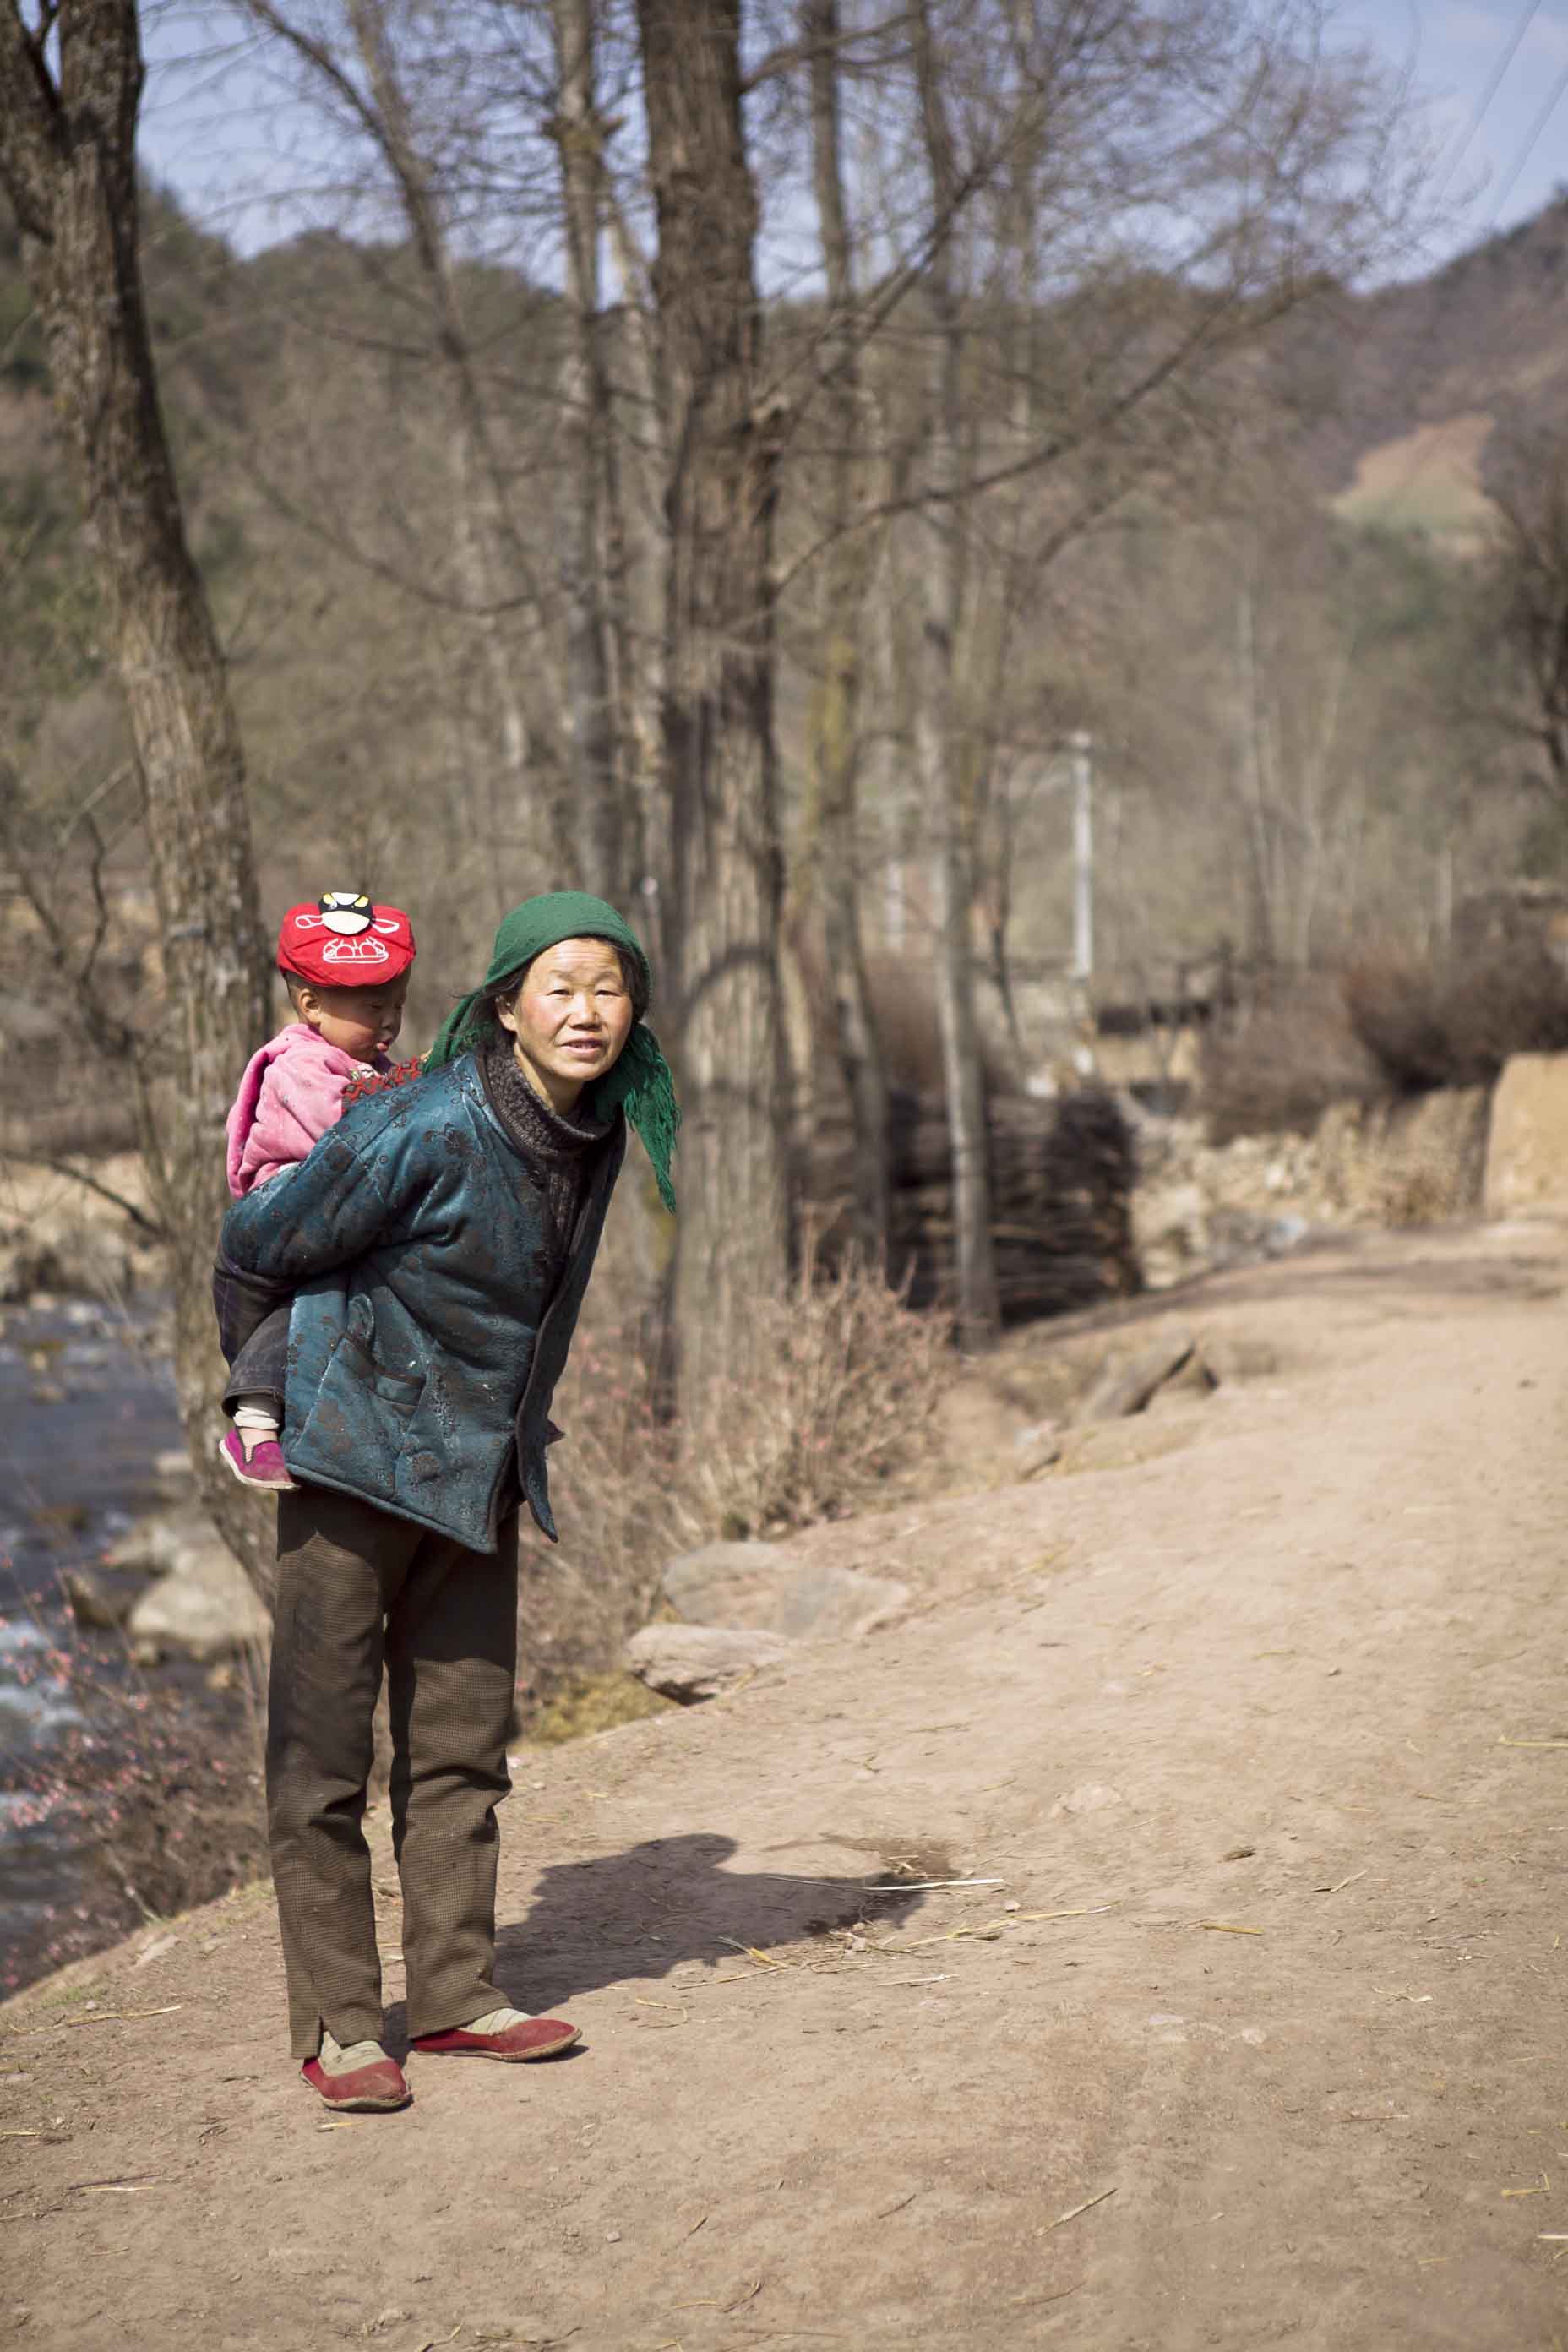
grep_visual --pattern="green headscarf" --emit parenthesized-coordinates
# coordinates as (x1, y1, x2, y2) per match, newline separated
(426, 890, 678, 1212)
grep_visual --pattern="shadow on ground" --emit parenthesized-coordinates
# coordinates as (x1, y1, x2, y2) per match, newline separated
(382, 1833, 928, 2039)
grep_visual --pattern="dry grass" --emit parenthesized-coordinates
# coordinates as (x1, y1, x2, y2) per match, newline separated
(517, 1234, 953, 1714)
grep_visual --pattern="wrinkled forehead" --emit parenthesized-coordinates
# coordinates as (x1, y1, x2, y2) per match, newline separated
(528, 936, 629, 984)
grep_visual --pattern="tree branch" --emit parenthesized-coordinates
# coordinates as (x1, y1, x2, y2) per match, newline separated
(0, 1150, 166, 1238)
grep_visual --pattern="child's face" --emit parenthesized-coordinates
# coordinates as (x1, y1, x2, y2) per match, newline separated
(297, 975, 409, 1061)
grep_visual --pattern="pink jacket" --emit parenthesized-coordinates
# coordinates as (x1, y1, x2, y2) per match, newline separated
(226, 1024, 387, 1198)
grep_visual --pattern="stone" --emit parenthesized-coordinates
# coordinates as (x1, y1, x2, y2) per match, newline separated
(661, 1541, 909, 1642)
(1200, 1334, 1278, 1384)
(1056, 1418, 1200, 1476)
(125, 1527, 269, 1663)
(106, 1505, 211, 1578)
(1132, 1179, 1208, 1260)
(1150, 1348, 1219, 1406)
(661, 1541, 778, 1619)
(768, 1565, 910, 1642)
(1484, 1053, 1568, 1215)
(624, 1623, 798, 1703)
(63, 1568, 131, 1631)
(1076, 1329, 1196, 1423)
(1012, 1422, 1063, 1478)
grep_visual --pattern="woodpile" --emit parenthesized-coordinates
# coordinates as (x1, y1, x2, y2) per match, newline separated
(802, 1084, 1141, 1325)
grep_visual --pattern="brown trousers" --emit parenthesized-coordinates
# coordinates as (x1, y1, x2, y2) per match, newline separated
(267, 1484, 519, 2058)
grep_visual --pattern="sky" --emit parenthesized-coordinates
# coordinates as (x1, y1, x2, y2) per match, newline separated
(133, 1, 1568, 282)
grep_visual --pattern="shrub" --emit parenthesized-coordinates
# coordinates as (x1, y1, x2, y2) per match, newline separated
(676, 1237, 954, 1542)
(517, 1239, 952, 1709)
(1343, 939, 1568, 1092)
(1200, 975, 1383, 1144)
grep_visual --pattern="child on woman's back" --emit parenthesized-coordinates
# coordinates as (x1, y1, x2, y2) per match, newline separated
(217, 890, 416, 1489)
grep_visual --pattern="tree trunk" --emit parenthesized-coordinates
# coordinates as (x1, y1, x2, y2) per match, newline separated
(633, 0, 791, 1402)
(551, 0, 624, 901)
(0, 0, 273, 1582)
(912, 0, 998, 1351)
(802, 0, 889, 1265)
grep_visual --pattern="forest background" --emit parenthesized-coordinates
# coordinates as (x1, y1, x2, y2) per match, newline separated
(3, 0, 1568, 1602)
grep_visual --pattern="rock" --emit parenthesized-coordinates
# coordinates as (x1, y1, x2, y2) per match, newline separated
(661, 1541, 908, 1642)
(153, 1449, 194, 1486)
(125, 1525, 269, 1663)
(1056, 1418, 1200, 1476)
(1200, 1334, 1278, 1384)
(770, 1565, 910, 1641)
(63, 1568, 132, 1631)
(1013, 1422, 1063, 1478)
(1132, 1179, 1208, 1260)
(1484, 1052, 1568, 1215)
(1149, 1348, 1219, 1406)
(1076, 1329, 1196, 1423)
(624, 1624, 797, 1702)
(105, 1505, 212, 1578)
(662, 1541, 778, 1620)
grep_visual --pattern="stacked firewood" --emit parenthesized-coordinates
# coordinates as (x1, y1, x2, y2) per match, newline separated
(802, 1083, 1141, 1324)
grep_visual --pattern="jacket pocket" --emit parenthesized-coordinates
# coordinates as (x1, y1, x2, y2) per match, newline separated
(292, 1320, 427, 1497)
(339, 1321, 424, 1412)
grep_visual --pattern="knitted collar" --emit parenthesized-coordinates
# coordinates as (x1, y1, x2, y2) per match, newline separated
(480, 1030, 612, 1164)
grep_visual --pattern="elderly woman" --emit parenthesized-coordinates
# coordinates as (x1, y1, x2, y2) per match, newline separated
(218, 892, 678, 2113)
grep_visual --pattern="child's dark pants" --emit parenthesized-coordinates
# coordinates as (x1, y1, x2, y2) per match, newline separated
(211, 1255, 291, 1419)
(267, 1483, 520, 2058)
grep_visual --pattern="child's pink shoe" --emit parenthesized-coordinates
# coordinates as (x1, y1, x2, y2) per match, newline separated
(218, 1428, 296, 1491)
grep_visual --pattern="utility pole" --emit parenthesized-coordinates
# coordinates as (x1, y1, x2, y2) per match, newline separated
(1070, 730, 1094, 983)
(1068, 731, 1096, 1078)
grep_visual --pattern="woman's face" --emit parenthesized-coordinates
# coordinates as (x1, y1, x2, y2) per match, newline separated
(496, 937, 636, 1113)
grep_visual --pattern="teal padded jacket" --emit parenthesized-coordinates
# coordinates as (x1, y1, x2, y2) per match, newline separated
(218, 1054, 624, 1553)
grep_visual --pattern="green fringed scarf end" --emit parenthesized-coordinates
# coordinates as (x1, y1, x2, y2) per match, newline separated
(590, 1022, 680, 1214)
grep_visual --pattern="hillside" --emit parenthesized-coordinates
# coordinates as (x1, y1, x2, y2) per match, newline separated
(3, 178, 1567, 1048)
(1304, 196, 1568, 532)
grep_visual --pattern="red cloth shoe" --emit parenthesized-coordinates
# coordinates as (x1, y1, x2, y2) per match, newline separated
(219, 1427, 296, 1491)
(411, 2015, 580, 2062)
(300, 2051, 411, 2111)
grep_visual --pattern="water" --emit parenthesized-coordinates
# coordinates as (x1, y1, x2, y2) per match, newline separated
(0, 1297, 230, 1995)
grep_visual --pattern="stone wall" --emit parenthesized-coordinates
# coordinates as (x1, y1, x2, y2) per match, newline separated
(1483, 1053, 1568, 1215)
(1134, 1083, 1493, 1289)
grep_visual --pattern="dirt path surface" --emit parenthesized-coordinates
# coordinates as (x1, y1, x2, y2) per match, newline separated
(4, 1217, 1567, 2351)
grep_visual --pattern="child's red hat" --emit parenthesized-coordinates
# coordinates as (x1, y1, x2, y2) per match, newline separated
(277, 892, 416, 987)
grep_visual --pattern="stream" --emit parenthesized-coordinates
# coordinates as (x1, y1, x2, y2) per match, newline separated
(0, 1299, 264, 1998)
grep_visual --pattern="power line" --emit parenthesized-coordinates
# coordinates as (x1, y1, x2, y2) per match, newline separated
(1434, 0, 1542, 199)
(1484, 52, 1568, 226)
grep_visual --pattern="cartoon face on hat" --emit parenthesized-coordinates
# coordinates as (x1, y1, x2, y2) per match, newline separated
(277, 892, 417, 987)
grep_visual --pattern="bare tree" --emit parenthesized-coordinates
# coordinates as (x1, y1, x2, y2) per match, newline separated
(0, 0, 273, 1579)
(549, 0, 624, 900)
(801, 0, 890, 1261)
(912, 0, 999, 1348)
(633, 0, 792, 1401)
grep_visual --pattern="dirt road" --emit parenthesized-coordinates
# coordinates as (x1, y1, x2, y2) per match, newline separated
(4, 1216, 1566, 2350)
